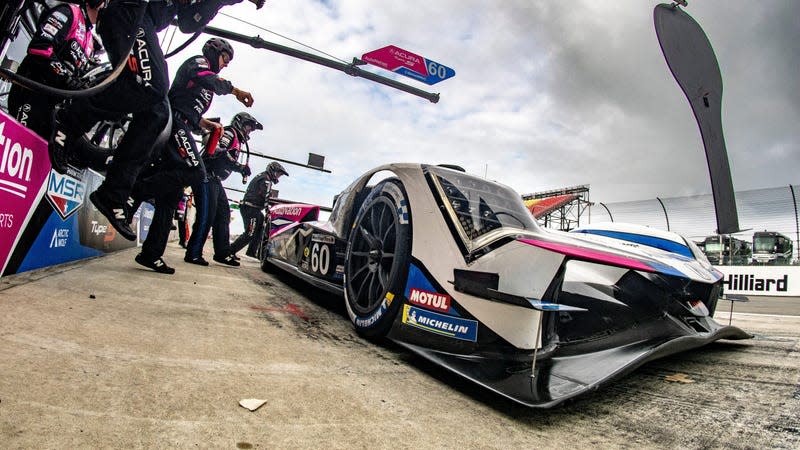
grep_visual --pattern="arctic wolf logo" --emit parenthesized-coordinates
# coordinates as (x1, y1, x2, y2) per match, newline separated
(46, 170, 85, 219)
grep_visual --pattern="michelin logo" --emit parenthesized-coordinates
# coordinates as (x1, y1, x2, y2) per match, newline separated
(402, 305, 477, 342)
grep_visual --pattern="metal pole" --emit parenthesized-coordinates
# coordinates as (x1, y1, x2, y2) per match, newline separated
(247, 149, 332, 173)
(599, 202, 614, 222)
(656, 197, 670, 231)
(790, 184, 799, 263)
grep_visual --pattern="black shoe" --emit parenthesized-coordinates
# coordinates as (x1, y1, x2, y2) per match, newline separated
(125, 196, 140, 225)
(231, 254, 241, 261)
(48, 106, 73, 174)
(90, 190, 136, 241)
(184, 256, 209, 266)
(135, 254, 175, 274)
(213, 254, 240, 267)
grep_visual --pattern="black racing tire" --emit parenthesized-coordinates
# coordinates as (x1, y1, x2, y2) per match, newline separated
(344, 178, 412, 338)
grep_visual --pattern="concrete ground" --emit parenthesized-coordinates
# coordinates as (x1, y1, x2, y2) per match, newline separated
(1, 243, 799, 449)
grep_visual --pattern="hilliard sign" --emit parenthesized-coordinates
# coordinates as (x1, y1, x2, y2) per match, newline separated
(714, 265, 799, 297)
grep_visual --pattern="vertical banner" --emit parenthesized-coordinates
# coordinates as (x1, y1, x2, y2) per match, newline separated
(0, 110, 51, 275)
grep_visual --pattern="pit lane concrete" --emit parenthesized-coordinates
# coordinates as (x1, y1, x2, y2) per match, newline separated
(1, 244, 798, 449)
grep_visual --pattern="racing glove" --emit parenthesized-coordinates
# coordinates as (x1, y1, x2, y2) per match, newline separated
(241, 165, 252, 177)
(50, 61, 82, 89)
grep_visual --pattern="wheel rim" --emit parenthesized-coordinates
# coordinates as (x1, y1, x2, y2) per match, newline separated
(85, 117, 129, 157)
(348, 197, 400, 315)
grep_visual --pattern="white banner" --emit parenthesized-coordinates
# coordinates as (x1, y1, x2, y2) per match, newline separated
(714, 265, 800, 297)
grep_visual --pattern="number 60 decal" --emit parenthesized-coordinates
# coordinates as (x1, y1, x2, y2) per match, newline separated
(310, 242, 330, 275)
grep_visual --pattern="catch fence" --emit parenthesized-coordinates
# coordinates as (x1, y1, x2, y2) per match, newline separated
(587, 184, 800, 263)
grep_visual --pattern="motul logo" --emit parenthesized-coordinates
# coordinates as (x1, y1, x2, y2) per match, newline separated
(408, 288, 451, 313)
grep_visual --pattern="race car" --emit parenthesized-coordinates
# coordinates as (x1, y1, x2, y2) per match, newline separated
(261, 163, 750, 408)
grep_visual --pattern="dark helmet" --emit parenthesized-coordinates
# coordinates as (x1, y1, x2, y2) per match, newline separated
(266, 161, 288, 184)
(202, 38, 233, 72)
(231, 112, 263, 141)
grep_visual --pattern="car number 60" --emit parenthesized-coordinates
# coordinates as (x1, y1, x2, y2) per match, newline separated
(310, 243, 330, 275)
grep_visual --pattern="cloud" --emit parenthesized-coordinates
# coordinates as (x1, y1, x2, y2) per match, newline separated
(164, 0, 797, 219)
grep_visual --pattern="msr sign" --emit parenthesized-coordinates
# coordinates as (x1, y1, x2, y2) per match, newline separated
(46, 170, 86, 220)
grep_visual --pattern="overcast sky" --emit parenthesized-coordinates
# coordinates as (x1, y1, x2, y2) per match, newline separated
(161, 0, 799, 211)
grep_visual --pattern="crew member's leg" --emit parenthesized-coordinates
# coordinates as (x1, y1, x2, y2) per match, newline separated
(185, 179, 217, 265)
(230, 205, 262, 256)
(136, 187, 181, 274)
(51, 2, 170, 240)
(211, 181, 237, 265)
(245, 209, 265, 257)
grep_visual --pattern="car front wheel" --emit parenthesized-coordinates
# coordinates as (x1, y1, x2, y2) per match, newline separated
(344, 179, 411, 337)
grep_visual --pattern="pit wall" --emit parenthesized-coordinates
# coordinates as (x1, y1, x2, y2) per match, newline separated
(1, 109, 151, 278)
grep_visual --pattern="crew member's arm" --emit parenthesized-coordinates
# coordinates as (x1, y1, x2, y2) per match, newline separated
(188, 57, 254, 107)
(27, 5, 84, 87)
(176, 0, 262, 33)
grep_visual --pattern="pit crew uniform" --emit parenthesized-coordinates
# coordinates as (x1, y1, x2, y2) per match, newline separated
(49, 0, 254, 242)
(229, 165, 284, 258)
(185, 125, 249, 266)
(8, 2, 96, 138)
(131, 44, 240, 272)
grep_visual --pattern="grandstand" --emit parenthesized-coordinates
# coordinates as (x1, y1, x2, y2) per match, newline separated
(521, 185, 590, 231)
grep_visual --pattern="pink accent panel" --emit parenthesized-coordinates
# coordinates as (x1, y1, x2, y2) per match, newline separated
(66, 5, 90, 50)
(196, 71, 216, 77)
(28, 48, 54, 58)
(0, 111, 52, 276)
(518, 238, 655, 273)
(361, 45, 428, 76)
(269, 221, 299, 239)
(269, 204, 320, 222)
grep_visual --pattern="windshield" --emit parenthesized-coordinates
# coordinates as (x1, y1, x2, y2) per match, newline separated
(704, 242, 724, 253)
(427, 166, 537, 250)
(753, 236, 776, 252)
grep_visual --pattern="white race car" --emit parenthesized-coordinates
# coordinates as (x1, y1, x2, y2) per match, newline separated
(262, 164, 750, 408)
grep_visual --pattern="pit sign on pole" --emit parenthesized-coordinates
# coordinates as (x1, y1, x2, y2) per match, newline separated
(361, 45, 455, 85)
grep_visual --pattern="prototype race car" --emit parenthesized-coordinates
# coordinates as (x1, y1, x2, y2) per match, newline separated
(261, 163, 750, 408)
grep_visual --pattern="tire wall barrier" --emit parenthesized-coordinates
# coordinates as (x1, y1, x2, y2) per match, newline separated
(1, 109, 144, 278)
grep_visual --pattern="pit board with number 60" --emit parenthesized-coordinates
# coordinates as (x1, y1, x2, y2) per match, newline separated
(361, 45, 455, 85)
